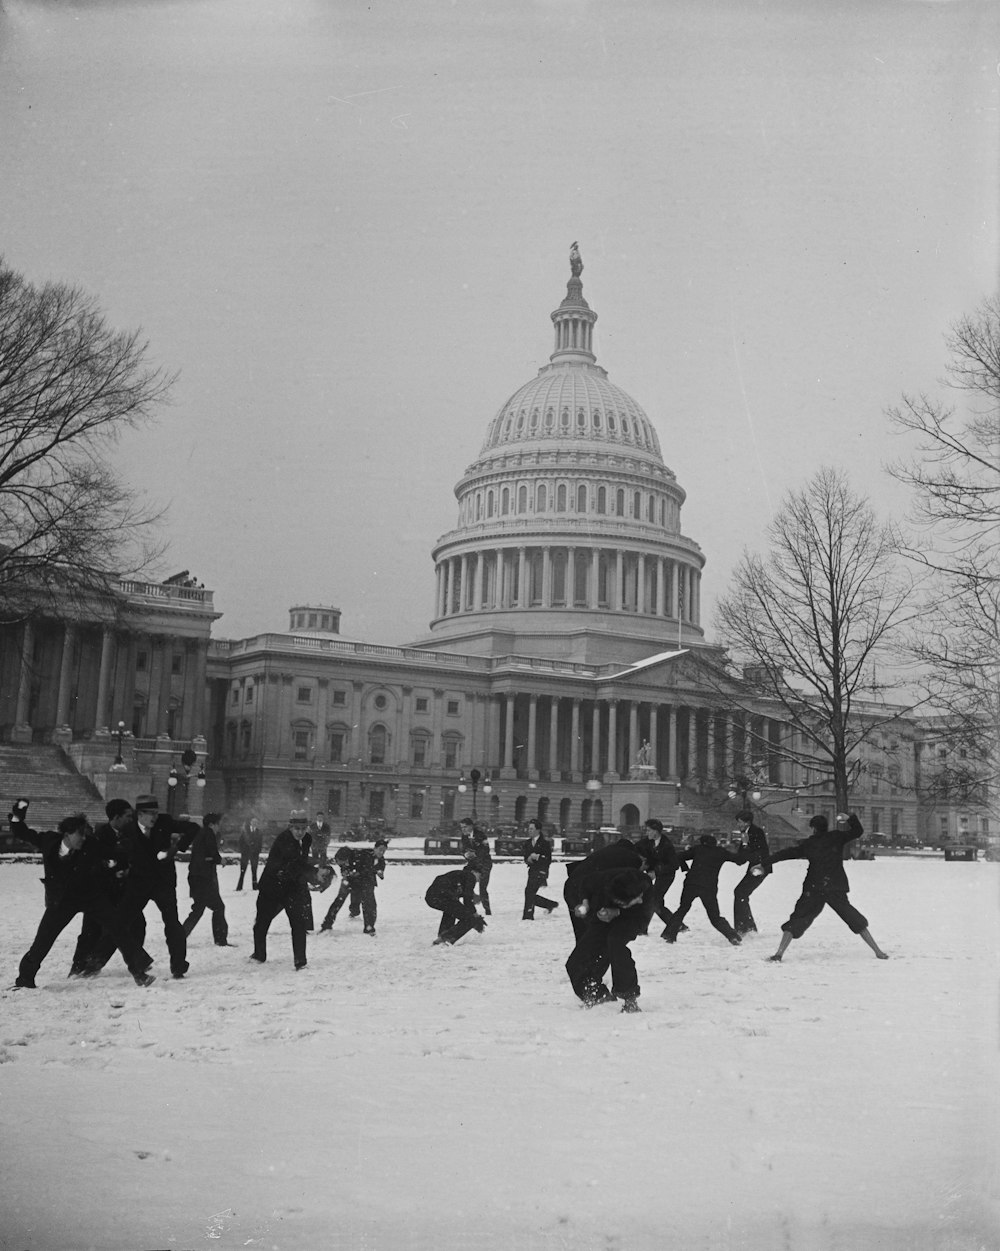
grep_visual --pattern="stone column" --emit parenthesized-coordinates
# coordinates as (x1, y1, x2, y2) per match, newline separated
(687, 707, 698, 778)
(649, 704, 659, 778)
(55, 623, 76, 728)
(656, 557, 666, 616)
(615, 550, 624, 612)
(591, 701, 601, 777)
(518, 547, 528, 608)
(590, 550, 600, 609)
(473, 553, 484, 612)
(527, 694, 538, 778)
(445, 560, 455, 616)
(567, 546, 577, 607)
(548, 695, 559, 778)
(459, 555, 469, 612)
(159, 638, 174, 737)
(570, 698, 581, 777)
(431, 688, 445, 768)
(605, 700, 618, 779)
(11, 619, 34, 742)
(503, 693, 515, 771)
(667, 705, 678, 778)
(640, 555, 650, 617)
(93, 627, 115, 733)
(628, 702, 639, 768)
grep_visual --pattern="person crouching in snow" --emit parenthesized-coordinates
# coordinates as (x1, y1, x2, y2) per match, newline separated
(426, 854, 486, 945)
(764, 812, 889, 962)
(565, 866, 650, 1013)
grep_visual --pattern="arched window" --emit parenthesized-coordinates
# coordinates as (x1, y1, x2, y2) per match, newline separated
(561, 408, 570, 431)
(659, 498, 666, 526)
(518, 485, 527, 513)
(616, 488, 625, 516)
(608, 414, 617, 432)
(501, 487, 510, 515)
(594, 410, 602, 431)
(530, 409, 539, 431)
(369, 723, 389, 765)
(516, 412, 525, 432)
(556, 483, 567, 512)
(577, 410, 586, 430)
(475, 494, 482, 520)
(634, 491, 641, 518)
(487, 490, 495, 518)
(622, 417, 630, 437)
(503, 416, 513, 438)
(597, 486, 606, 514)
(536, 484, 546, 512)
(577, 484, 587, 513)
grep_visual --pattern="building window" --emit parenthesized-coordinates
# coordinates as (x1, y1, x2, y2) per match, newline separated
(294, 730, 310, 761)
(328, 787, 343, 818)
(577, 484, 587, 513)
(297, 687, 312, 704)
(171, 654, 182, 674)
(415, 697, 429, 713)
(597, 486, 606, 514)
(447, 700, 460, 716)
(536, 484, 546, 512)
(939, 815, 949, 840)
(329, 732, 345, 764)
(890, 810, 902, 839)
(374, 693, 387, 710)
(369, 724, 388, 765)
(615, 488, 624, 515)
(246, 685, 254, 704)
(368, 789, 385, 818)
(412, 737, 427, 767)
(332, 690, 346, 706)
(410, 789, 425, 819)
(870, 808, 884, 833)
(517, 485, 527, 513)
(501, 487, 510, 515)
(136, 651, 148, 672)
(241, 721, 252, 754)
(231, 688, 239, 705)
(444, 739, 459, 770)
(556, 484, 567, 512)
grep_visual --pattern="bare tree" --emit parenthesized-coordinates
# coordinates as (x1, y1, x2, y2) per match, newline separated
(715, 467, 914, 812)
(0, 259, 172, 621)
(886, 292, 1000, 810)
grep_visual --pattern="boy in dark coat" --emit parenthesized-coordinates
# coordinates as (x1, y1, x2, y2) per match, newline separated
(460, 819, 493, 915)
(765, 813, 889, 961)
(426, 857, 486, 945)
(564, 837, 651, 940)
(522, 818, 558, 919)
(13, 805, 154, 989)
(663, 835, 743, 945)
(236, 817, 263, 891)
(86, 795, 199, 980)
(635, 818, 684, 934)
(565, 866, 650, 1013)
(251, 811, 313, 969)
(349, 843, 385, 936)
(319, 846, 358, 931)
(732, 810, 771, 935)
(182, 813, 231, 945)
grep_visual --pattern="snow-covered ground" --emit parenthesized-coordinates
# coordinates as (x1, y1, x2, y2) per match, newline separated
(1, 854, 997, 1251)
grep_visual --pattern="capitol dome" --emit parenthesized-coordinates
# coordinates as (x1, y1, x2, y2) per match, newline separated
(412, 247, 706, 665)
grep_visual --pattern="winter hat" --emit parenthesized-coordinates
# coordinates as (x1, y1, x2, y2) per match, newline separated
(105, 798, 132, 821)
(134, 794, 158, 812)
(288, 810, 308, 825)
(809, 815, 829, 833)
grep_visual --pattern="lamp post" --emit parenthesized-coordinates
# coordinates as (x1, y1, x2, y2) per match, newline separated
(110, 720, 128, 772)
(457, 767, 492, 821)
(167, 747, 206, 814)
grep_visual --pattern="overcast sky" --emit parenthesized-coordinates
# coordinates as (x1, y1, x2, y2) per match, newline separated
(0, 0, 996, 646)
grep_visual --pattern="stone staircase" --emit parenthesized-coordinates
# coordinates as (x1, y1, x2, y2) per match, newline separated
(0, 743, 105, 835)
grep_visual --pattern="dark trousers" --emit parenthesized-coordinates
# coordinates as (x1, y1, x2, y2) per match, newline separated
(733, 868, 767, 933)
(20, 896, 146, 984)
(90, 881, 188, 976)
(475, 864, 492, 915)
(426, 894, 478, 944)
(666, 879, 740, 943)
(321, 881, 352, 928)
(183, 876, 229, 944)
(782, 888, 868, 939)
(253, 891, 308, 966)
(565, 914, 641, 1002)
(523, 868, 556, 918)
(236, 849, 260, 890)
(640, 869, 679, 932)
(71, 905, 151, 975)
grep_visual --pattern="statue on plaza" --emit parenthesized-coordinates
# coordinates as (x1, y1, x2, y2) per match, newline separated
(628, 740, 655, 779)
(569, 241, 583, 277)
